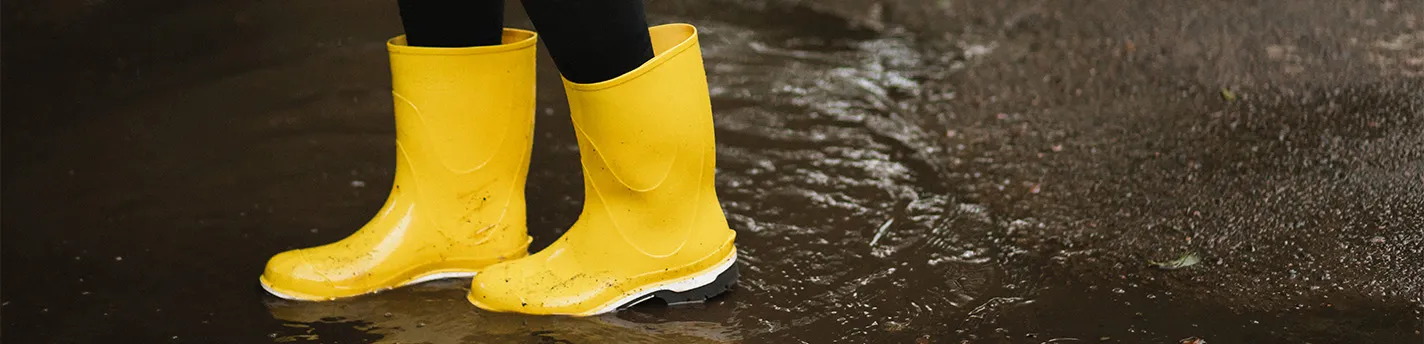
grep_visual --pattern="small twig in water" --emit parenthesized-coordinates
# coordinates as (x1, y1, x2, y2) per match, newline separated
(869, 218, 895, 246)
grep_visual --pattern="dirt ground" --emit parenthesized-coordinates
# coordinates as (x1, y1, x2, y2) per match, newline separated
(3, 0, 1422, 343)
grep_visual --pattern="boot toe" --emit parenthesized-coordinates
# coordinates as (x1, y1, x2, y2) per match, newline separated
(468, 258, 617, 315)
(260, 249, 338, 300)
(467, 261, 533, 312)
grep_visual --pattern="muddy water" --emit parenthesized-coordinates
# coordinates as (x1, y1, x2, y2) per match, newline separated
(3, 0, 1423, 343)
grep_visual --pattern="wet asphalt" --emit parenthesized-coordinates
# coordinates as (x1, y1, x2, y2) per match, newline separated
(2, 0, 1422, 343)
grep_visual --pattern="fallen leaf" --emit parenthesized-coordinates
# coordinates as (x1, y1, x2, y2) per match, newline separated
(1151, 253, 1201, 270)
(1179, 336, 1207, 344)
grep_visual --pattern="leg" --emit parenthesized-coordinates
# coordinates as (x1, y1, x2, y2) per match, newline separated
(397, 0, 505, 47)
(521, 0, 655, 83)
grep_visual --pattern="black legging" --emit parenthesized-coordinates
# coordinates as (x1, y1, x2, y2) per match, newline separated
(396, 0, 655, 84)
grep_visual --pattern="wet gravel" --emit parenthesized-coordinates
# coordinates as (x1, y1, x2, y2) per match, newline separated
(3, 0, 1422, 343)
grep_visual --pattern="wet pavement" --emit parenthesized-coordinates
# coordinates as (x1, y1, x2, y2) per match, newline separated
(3, 0, 1422, 343)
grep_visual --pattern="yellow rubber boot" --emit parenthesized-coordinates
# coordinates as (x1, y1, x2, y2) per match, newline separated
(260, 29, 539, 301)
(468, 24, 739, 315)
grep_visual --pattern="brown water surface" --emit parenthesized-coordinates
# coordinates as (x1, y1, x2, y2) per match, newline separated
(3, 0, 1422, 343)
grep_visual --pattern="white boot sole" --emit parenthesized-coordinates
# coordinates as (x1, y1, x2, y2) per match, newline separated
(585, 250, 740, 315)
(261, 270, 479, 301)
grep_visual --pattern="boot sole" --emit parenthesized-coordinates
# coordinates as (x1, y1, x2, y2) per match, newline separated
(597, 250, 740, 314)
(260, 270, 479, 301)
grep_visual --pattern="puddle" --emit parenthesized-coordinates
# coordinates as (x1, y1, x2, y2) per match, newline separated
(2, 0, 1422, 343)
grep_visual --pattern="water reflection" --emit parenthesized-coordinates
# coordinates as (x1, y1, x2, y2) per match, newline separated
(265, 279, 741, 343)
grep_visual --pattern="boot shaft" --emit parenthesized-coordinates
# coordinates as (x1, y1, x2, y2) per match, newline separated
(562, 24, 729, 257)
(388, 30, 538, 175)
(384, 29, 538, 245)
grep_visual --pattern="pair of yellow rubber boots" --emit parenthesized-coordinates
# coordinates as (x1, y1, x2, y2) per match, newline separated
(258, 24, 738, 316)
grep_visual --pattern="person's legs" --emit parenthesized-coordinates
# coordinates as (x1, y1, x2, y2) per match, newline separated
(397, 0, 505, 47)
(521, 0, 655, 83)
